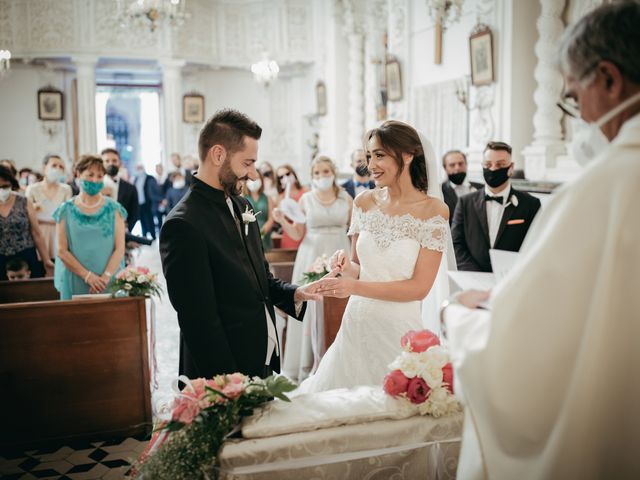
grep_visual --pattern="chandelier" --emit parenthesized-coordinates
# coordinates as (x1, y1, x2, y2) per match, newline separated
(116, 0, 189, 33)
(250, 53, 280, 86)
(0, 49, 10, 78)
(426, 0, 463, 29)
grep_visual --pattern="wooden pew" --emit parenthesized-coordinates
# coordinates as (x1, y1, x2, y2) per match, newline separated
(269, 261, 295, 285)
(0, 296, 152, 449)
(0, 277, 58, 304)
(323, 296, 349, 350)
(265, 248, 297, 264)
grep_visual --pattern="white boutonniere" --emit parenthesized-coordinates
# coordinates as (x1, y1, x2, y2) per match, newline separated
(510, 194, 518, 207)
(241, 206, 261, 235)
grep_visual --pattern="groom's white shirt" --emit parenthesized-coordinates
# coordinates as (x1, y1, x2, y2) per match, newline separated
(446, 113, 640, 479)
(226, 197, 279, 364)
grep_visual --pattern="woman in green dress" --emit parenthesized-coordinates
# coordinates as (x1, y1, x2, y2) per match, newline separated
(53, 155, 127, 300)
(243, 170, 275, 251)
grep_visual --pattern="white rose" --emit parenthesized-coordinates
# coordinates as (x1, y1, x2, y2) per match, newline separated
(422, 346, 449, 369)
(422, 387, 460, 418)
(137, 274, 148, 283)
(418, 361, 444, 389)
(389, 351, 422, 378)
(126, 273, 136, 282)
(123, 283, 132, 291)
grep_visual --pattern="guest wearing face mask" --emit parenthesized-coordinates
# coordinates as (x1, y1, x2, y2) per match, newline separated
(341, 149, 375, 198)
(18, 167, 35, 193)
(258, 161, 279, 203)
(274, 164, 306, 249)
(243, 170, 275, 251)
(274, 155, 352, 382)
(101, 148, 139, 232)
(0, 165, 52, 280)
(166, 171, 190, 213)
(451, 141, 541, 272)
(133, 163, 160, 240)
(25, 154, 72, 265)
(440, 150, 483, 225)
(53, 155, 126, 300)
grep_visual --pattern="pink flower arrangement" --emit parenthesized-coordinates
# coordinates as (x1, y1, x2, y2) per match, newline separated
(301, 254, 331, 284)
(383, 329, 459, 417)
(111, 265, 162, 298)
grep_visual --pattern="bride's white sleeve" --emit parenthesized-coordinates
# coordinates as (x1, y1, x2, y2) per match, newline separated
(347, 206, 363, 236)
(416, 217, 448, 252)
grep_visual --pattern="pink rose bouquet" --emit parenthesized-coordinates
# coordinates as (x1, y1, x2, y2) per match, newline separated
(301, 254, 331, 284)
(383, 329, 459, 417)
(110, 265, 163, 298)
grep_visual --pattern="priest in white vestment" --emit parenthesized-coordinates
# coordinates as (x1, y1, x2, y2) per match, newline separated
(444, 3, 640, 478)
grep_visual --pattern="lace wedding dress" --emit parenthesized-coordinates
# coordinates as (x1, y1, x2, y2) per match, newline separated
(295, 205, 449, 394)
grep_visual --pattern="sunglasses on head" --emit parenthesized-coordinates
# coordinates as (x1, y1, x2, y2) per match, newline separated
(262, 171, 273, 178)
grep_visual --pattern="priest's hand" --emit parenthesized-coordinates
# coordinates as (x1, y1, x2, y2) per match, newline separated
(455, 289, 490, 309)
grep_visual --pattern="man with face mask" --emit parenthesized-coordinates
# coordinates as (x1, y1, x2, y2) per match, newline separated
(451, 141, 541, 272)
(444, 3, 640, 478)
(440, 150, 483, 225)
(160, 109, 321, 382)
(101, 148, 139, 232)
(341, 149, 375, 198)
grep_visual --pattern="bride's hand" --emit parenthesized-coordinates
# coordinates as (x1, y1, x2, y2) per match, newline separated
(316, 274, 356, 298)
(330, 249, 355, 277)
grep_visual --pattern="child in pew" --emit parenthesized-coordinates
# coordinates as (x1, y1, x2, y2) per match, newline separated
(6, 256, 31, 281)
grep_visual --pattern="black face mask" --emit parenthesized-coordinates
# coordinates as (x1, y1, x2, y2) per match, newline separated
(105, 165, 119, 177)
(448, 172, 466, 185)
(355, 164, 369, 177)
(483, 166, 511, 188)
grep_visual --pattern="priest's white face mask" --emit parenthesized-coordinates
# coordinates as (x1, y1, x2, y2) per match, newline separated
(569, 90, 640, 167)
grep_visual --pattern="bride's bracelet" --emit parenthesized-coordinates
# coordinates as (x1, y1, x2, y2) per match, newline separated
(84, 271, 93, 283)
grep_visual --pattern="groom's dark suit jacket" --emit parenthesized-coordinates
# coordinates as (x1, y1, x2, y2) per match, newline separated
(451, 187, 541, 272)
(160, 177, 306, 379)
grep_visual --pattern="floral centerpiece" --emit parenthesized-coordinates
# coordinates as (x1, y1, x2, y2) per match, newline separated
(301, 254, 331, 284)
(110, 265, 162, 298)
(383, 329, 460, 417)
(134, 374, 296, 480)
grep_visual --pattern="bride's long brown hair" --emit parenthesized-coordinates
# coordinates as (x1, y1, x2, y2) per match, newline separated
(364, 121, 429, 193)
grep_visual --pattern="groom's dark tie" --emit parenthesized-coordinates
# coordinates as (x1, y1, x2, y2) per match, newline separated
(485, 195, 504, 204)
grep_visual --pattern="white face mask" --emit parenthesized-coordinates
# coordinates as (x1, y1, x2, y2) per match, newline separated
(0, 187, 11, 203)
(246, 179, 262, 192)
(173, 179, 186, 189)
(312, 175, 335, 192)
(569, 90, 640, 166)
(46, 169, 65, 184)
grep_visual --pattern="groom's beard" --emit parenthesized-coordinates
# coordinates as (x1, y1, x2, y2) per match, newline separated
(220, 160, 247, 196)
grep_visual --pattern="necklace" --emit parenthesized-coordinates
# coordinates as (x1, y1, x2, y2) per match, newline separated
(313, 191, 336, 206)
(76, 194, 104, 209)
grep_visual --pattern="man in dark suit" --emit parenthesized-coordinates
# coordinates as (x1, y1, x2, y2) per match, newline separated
(440, 150, 483, 225)
(101, 148, 139, 232)
(341, 149, 375, 198)
(160, 109, 320, 380)
(452, 141, 541, 272)
(132, 164, 160, 240)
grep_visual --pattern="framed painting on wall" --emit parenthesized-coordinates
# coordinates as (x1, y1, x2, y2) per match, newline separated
(183, 94, 205, 123)
(469, 25, 495, 86)
(316, 81, 327, 116)
(38, 88, 63, 121)
(385, 58, 403, 101)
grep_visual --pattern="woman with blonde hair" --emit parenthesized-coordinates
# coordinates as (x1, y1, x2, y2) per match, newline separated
(273, 163, 306, 249)
(276, 155, 352, 382)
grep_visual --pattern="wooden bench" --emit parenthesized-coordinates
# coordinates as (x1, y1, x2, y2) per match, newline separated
(269, 261, 295, 285)
(0, 296, 152, 449)
(0, 277, 59, 304)
(265, 248, 297, 264)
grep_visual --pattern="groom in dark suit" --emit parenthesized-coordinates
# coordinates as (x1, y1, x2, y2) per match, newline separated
(160, 109, 320, 380)
(452, 141, 541, 272)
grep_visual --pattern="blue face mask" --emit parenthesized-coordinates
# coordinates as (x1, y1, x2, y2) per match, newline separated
(80, 179, 104, 196)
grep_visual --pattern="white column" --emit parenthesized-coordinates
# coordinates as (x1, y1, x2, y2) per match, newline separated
(160, 59, 186, 163)
(522, 0, 566, 180)
(342, 0, 367, 162)
(386, 0, 410, 122)
(74, 56, 97, 155)
(364, 0, 387, 130)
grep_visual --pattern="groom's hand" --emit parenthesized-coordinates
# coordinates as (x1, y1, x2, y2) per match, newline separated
(294, 280, 325, 302)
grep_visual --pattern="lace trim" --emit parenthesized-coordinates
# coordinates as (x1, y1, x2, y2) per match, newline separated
(348, 206, 448, 252)
(53, 197, 128, 238)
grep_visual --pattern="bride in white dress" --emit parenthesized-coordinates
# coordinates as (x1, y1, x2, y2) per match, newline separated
(296, 120, 456, 394)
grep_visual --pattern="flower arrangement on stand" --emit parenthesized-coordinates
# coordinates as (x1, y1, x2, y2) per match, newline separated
(383, 330, 460, 417)
(301, 254, 331, 284)
(134, 374, 296, 479)
(110, 266, 162, 298)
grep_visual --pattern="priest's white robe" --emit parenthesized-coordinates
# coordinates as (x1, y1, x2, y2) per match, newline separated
(446, 113, 640, 479)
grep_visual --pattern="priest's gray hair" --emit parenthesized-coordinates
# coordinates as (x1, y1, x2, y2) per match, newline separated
(558, 1, 640, 84)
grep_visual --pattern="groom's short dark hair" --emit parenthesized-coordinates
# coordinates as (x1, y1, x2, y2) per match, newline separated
(198, 109, 262, 162)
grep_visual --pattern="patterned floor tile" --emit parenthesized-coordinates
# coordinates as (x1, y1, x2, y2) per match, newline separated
(0, 457, 26, 475)
(66, 462, 109, 480)
(30, 446, 75, 463)
(102, 465, 131, 480)
(100, 438, 145, 454)
(66, 449, 98, 466)
(31, 459, 74, 475)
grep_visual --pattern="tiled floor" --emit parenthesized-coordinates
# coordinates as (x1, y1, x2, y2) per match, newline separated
(1, 243, 180, 480)
(0, 434, 148, 479)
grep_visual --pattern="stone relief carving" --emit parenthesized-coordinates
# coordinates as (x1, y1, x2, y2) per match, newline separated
(28, 0, 74, 50)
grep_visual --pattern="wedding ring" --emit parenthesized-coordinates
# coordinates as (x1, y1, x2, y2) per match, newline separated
(333, 289, 336, 295)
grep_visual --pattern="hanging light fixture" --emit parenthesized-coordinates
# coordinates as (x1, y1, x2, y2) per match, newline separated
(0, 49, 11, 78)
(116, 0, 189, 33)
(250, 53, 280, 87)
(426, 0, 464, 29)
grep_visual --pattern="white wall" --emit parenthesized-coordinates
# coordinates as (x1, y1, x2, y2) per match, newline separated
(0, 67, 72, 172)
